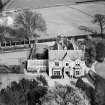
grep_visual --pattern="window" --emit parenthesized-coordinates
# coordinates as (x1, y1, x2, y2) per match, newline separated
(54, 71, 60, 76)
(15, 41, 21, 45)
(6, 42, 11, 46)
(66, 63, 69, 66)
(1, 43, 5, 46)
(55, 62, 59, 66)
(76, 71, 80, 76)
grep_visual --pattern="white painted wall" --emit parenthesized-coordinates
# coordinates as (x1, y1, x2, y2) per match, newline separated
(49, 60, 63, 76)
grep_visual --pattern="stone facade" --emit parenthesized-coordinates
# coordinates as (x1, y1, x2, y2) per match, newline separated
(48, 50, 86, 79)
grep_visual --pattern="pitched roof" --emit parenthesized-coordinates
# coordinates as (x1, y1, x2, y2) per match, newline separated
(49, 50, 84, 61)
(64, 50, 84, 61)
(49, 50, 67, 61)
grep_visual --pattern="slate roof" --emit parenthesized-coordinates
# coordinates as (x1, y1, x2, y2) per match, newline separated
(49, 50, 84, 61)
(49, 50, 67, 61)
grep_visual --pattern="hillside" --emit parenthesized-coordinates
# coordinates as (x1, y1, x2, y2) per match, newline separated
(5, 0, 98, 10)
(2, 1, 105, 38)
(36, 1, 105, 38)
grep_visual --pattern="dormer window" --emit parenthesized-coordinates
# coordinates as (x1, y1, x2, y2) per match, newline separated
(76, 71, 80, 76)
(55, 62, 59, 66)
(66, 63, 69, 66)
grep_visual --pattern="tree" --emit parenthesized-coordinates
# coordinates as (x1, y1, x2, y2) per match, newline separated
(41, 84, 90, 105)
(14, 9, 47, 40)
(76, 71, 105, 105)
(84, 38, 96, 68)
(37, 75, 48, 86)
(0, 0, 11, 12)
(79, 14, 105, 38)
(95, 42, 105, 62)
(0, 77, 48, 105)
(9, 27, 28, 41)
(0, 25, 14, 42)
(27, 86, 47, 105)
(93, 14, 105, 36)
(0, 25, 6, 42)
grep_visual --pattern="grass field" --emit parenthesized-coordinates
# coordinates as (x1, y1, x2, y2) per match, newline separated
(5, 0, 96, 10)
(36, 1, 105, 38)
(3, 0, 105, 38)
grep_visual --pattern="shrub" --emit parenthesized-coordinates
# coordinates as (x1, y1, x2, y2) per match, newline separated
(0, 77, 48, 105)
(51, 75, 62, 79)
(84, 39, 96, 68)
(96, 42, 105, 62)
(37, 75, 48, 86)
(10, 65, 21, 73)
(41, 84, 90, 105)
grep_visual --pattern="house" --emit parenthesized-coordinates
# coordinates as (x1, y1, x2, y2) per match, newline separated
(73, 59, 86, 78)
(48, 50, 67, 78)
(49, 50, 64, 77)
(63, 60, 75, 79)
(62, 50, 85, 78)
(48, 50, 85, 79)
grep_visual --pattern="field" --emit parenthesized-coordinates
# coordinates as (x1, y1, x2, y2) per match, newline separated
(36, 1, 105, 38)
(5, 0, 97, 9)
(4, 1, 105, 39)
(1, 0, 104, 39)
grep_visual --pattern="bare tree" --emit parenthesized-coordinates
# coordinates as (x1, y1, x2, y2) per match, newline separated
(14, 9, 47, 40)
(93, 14, 105, 37)
(0, 0, 11, 12)
(79, 14, 105, 38)
(0, 25, 13, 42)
(14, 9, 47, 59)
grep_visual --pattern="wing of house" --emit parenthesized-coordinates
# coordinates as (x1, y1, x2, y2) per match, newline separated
(49, 50, 67, 61)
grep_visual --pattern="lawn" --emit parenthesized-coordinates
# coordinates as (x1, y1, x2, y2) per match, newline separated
(5, 0, 96, 10)
(36, 1, 105, 38)
(4, 0, 105, 39)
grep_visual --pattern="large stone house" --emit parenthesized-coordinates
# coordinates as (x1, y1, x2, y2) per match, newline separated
(48, 50, 65, 78)
(49, 50, 86, 79)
